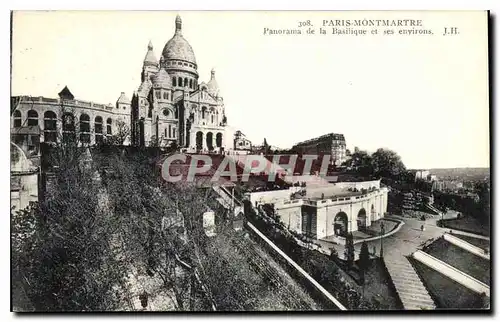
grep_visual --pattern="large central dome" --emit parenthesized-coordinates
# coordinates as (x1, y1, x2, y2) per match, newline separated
(162, 15, 197, 66)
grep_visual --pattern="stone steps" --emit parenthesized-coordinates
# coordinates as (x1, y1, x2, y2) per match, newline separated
(384, 255, 436, 310)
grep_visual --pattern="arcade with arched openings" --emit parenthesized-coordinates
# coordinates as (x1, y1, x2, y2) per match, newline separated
(334, 212, 348, 237)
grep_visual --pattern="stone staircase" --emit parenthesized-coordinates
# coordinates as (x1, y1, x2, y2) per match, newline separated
(384, 256, 436, 310)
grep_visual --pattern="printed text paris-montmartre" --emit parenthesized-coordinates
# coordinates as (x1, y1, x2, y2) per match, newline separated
(321, 19, 423, 28)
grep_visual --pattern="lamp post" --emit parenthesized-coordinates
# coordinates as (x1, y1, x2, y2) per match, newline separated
(380, 221, 385, 258)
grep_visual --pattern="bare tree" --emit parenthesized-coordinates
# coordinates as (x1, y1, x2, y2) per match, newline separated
(106, 120, 131, 146)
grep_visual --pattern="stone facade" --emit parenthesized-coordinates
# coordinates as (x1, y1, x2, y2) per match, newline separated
(11, 92, 131, 146)
(274, 185, 389, 240)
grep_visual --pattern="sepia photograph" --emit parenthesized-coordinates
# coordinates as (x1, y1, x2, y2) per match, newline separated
(9, 10, 491, 312)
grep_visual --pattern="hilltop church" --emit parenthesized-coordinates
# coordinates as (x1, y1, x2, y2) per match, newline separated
(131, 15, 234, 152)
(11, 15, 235, 153)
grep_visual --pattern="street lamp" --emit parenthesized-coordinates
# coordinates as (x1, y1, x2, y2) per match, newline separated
(380, 221, 385, 258)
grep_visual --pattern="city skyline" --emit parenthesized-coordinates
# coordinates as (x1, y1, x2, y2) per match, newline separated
(11, 11, 489, 169)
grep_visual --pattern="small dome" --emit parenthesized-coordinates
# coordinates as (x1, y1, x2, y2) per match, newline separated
(162, 15, 197, 66)
(153, 68, 172, 88)
(206, 69, 219, 96)
(117, 92, 130, 104)
(144, 41, 158, 67)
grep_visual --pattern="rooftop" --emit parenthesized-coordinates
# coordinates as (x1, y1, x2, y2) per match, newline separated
(293, 133, 345, 147)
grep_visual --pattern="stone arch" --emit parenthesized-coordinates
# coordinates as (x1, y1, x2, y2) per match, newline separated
(196, 131, 203, 150)
(79, 113, 91, 144)
(94, 116, 103, 144)
(62, 113, 76, 142)
(27, 110, 39, 126)
(106, 118, 112, 135)
(206, 132, 214, 151)
(216, 132, 223, 148)
(357, 208, 367, 230)
(43, 111, 57, 143)
(13, 110, 22, 127)
(334, 212, 348, 236)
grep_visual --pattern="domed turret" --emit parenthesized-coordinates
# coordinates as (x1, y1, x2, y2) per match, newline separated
(144, 41, 158, 67)
(117, 92, 131, 104)
(153, 67, 172, 88)
(162, 15, 197, 66)
(206, 68, 220, 97)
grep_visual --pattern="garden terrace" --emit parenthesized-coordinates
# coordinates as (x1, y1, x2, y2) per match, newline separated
(422, 237, 490, 285)
(409, 256, 488, 309)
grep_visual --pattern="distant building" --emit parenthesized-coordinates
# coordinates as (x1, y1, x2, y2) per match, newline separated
(234, 130, 252, 151)
(433, 180, 464, 192)
(413, 170, 431, 181)
(292, 133, 347, 166)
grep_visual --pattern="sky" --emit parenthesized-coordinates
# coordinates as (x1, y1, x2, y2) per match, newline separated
(11, 10, 490, 169)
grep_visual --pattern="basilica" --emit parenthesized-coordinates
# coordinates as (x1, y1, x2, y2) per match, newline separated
(131, 15, 233, 152)
(10, 15, 235, 154)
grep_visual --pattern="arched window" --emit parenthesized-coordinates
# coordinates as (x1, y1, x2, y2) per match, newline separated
(184, 77, 188, 87)
(156, 91, 161, 99)
(163, 91, 167, 99)
(202, 106, 207, 119)
(62, 113, 76, 142)
(173, 77, 177, 87)
(189, 79, 193, 89)
(43, 111, 57, 143)
(79, 113, 90, 143)
(216, 133, 223, 148)
(27, 110, 38, 126)
(178, 77, 183, 87)
(95, 116, 103, 144)
(172, 127, 176, 138)
(106, 118, 112, 135)
(13, 110, 21, 127)
(211, 114, 214, 123)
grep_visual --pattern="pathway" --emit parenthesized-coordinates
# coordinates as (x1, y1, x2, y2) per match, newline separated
(316, 212, 463, 310)
(384, 252, 436, 310)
